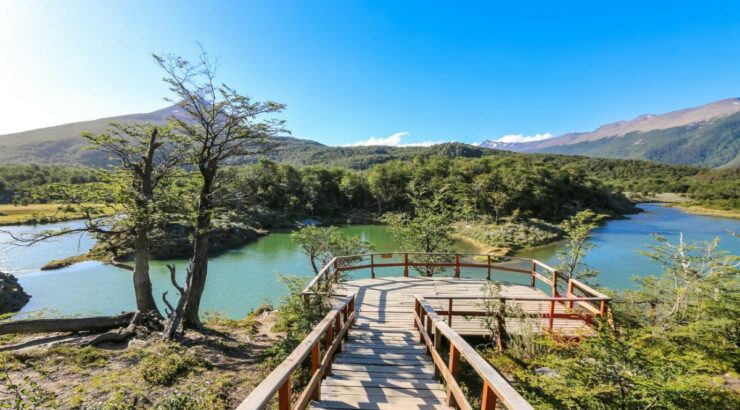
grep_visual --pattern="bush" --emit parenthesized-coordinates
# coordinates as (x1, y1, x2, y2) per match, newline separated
(139, 347, 203, 386)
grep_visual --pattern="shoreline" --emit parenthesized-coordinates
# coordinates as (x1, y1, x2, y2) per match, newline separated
(0, 204, 117, 226)
(668, 204, 740, 219)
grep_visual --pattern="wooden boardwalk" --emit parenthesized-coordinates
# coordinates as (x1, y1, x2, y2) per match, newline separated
(310, 277, 591, 409)
(240, 254, 610, 410)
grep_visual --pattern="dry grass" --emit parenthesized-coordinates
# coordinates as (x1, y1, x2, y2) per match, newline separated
(671, 204, 740, 219)
(0, 204, 116, 226)
(0, 311, 282, 409)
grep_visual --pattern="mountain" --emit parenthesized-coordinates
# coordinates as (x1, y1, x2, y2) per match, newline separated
(0, 105, 505, 169)
(0, 105, 190, 166)
(479, 98, 740, 167)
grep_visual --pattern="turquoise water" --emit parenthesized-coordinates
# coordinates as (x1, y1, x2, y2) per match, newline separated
(1, 204, 738, 318)
(516, 203, 740, 290)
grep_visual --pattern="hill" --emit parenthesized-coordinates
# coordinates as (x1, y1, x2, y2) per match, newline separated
(479, 98, 740, 168)
(0, 105, 508, 168)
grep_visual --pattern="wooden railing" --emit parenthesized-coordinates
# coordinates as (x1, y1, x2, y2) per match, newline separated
(236, 293, 356, 410)
(414, 295, 534, 410)
(302, 253, 610, 309)
(301, 253, 612, 339)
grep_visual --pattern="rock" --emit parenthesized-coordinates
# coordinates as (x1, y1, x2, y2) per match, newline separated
(534, 367, 558, 377)
(95, 221, 268, 261)
(0, 272, 30, 314)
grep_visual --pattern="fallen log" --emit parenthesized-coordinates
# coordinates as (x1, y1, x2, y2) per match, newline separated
(78, 311, 141, 346)
(0, 312, 136, 335)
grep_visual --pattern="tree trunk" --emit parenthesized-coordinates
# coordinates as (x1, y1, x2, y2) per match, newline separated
(130, 127, 162, 316)
(0, 312, 136, 335)
(182, 171, 214, 328)
(133, 229, 160, 315)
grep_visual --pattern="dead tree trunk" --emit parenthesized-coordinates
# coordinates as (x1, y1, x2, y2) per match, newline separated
(162, 264, 192, 340)
(77, 311, 141, 346)
(0, 312, 136, 335)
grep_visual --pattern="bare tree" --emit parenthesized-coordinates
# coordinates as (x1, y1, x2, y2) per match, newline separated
(154, 46, 287, 327)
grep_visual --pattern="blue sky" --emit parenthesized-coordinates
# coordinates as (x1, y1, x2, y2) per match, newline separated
(1, 1, 738, 146)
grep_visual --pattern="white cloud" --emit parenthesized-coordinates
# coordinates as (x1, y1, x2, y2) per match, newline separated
(496, 132, 554, 143)
(347, 132, 446, 147)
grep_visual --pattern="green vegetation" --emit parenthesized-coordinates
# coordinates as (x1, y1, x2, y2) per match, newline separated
(291, 225, 372, 274)
(452, 219, 562, 254)
(384, 189, 456, 276)
(477, 235, 739, 409)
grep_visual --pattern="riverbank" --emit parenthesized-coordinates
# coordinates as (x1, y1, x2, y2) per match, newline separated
(669, 204, 740, 219)
(450, 219, 565, 256)
(0, 204, 116, 226)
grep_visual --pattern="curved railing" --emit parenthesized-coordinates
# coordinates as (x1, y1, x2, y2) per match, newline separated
(301, 252, 612, 322)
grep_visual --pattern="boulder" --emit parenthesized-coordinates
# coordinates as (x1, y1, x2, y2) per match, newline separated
(0, 272, 30, 314)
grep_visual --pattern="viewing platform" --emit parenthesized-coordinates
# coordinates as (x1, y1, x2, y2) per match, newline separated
(240, 253, 611, 410)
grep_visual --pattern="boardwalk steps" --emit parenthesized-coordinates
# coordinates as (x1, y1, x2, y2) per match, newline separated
(310, 323, 452, 410)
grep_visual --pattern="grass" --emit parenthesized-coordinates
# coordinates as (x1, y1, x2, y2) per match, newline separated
(0, 203, 117, 226)
(0, 310, 280, 409)
(671, 204, 740, 219)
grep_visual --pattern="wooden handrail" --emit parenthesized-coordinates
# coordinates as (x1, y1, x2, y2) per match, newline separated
(237, 293, 356, 410)
(414, 296, 534, 410)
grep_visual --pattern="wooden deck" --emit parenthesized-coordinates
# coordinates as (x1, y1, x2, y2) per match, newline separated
(240, 253, 610, 410)
(337, 277, 595, 337)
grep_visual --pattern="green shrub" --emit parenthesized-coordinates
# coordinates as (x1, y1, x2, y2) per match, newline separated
(139, 348, 203, 386)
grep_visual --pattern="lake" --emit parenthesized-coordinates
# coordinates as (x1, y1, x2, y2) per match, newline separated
(1, 203, 738, 318)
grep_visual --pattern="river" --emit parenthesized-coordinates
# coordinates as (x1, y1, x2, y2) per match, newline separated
(1, 204, 737, 318)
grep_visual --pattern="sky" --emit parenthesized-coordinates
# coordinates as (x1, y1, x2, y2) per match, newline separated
(1, 0, 739, 146)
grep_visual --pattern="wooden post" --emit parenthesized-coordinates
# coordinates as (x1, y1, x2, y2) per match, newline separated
(487, 254, 492, 281)
(278, 377, 291, 410)
(496, 298, 507, 351)
(414, 299, 420, 329)
(370, 254, 375, 279)
(481, 382, 497, 410)
(333, 259, 339, 283)
(325, 325, 333, 375)
(447, 298, 453, 326)
(548, 299, 555, 330)
(599, 300, 606, 316)
(418, 309, 426, 344)
(403, 253, 409, 277)
(530, 260, 536, 287)
(446, 344, 460, 406)
(311, 341, 321, 400)
(454, 254, 461, 278)
(334, 313, 342, 353)
(433, 326, 442, 378)
(425, 315, 433, 354)
(551, 270, 558, 296)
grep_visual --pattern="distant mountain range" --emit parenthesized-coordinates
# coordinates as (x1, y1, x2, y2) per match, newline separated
(479, 98, 740, 168)
(1, 98, 738, 168)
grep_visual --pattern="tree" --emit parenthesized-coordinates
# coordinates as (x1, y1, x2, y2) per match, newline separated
(82, 124, 182, 316)
(154, 46, 287, 327)
(557, 209, 599, 282)
(384, 188, 455, 277)
(635, 234, 739, 327)
(291, 225, 372, 275)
